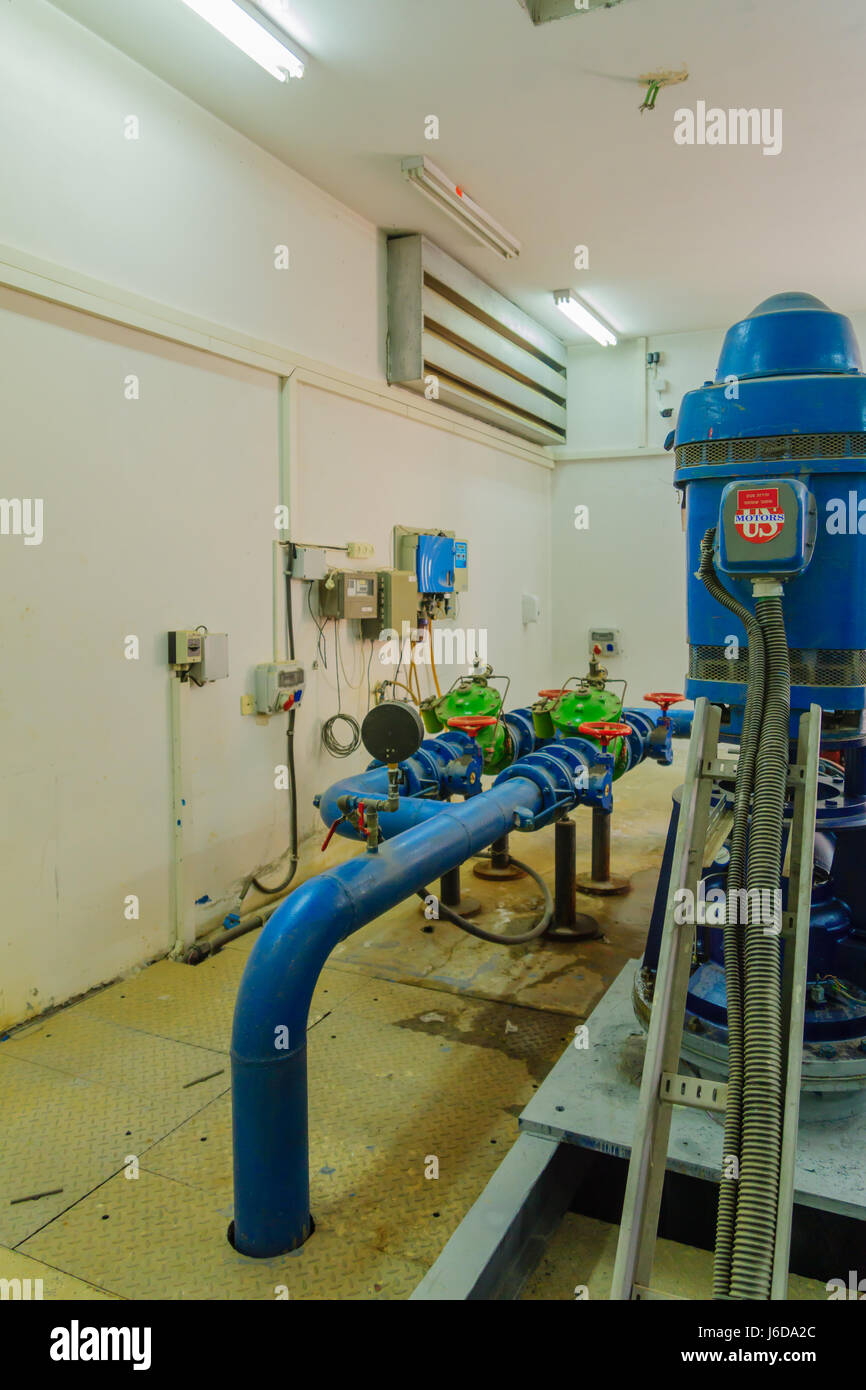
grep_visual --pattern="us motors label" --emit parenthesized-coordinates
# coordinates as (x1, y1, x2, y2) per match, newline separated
(734, 486, 785, 543)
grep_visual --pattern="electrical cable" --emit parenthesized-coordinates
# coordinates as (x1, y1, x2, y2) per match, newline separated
(429, 621, 442, 697)
(730, 590, 789, 1301)
(698, 527, 766, 1297)
(415, 859, 553, 944)
(366, 639, 375, 712)
(243, 558, 300, 899)
(320, 621, 360, 755)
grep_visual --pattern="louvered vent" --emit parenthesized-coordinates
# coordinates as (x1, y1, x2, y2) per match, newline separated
(522, 0, 631, 23)
(387, 235, 567, 445)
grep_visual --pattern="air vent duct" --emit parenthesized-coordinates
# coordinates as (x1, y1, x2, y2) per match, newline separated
(522, 0, 630, 23)
(387, 235, 567, 445)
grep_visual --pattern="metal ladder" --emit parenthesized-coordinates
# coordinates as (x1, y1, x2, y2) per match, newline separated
(610, 695, 822, 1300)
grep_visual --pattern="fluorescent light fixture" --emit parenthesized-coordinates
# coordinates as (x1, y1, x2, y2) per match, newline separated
(401, 156, 521, 260)
(180, 0, 305, 81)
(553, 290, 617, 347)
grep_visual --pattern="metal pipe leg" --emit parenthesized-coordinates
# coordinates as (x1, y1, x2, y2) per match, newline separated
(576, 807, 630, 896)
(548, 816, 600, 940)
(420, 863, 481, 919)
(472, 832, 526, 881)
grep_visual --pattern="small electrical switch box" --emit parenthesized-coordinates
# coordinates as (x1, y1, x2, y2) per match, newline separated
(318, 571, 379, 620)
(254, 661, 305, 715)
(168, 630, 203, 666)
(290, 547, 329, 582)
(589, 628, 622, 658)
(347, 541, 375, 559)
(190, 631, 229, 682)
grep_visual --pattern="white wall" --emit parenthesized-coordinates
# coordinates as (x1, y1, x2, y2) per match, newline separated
(293, 384, 554, 810)
(0, 0, 385, 381)
(0, 2, 553, 1027)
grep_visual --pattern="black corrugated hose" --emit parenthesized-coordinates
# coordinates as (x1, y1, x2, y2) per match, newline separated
(697, 527, 767, 1297)
(730, 592, 789, 1299)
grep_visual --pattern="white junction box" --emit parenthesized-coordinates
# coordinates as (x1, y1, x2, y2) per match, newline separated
(253, 660, 305, 715)
(290, 546, 329, 581)
(191, 632, 229, 682)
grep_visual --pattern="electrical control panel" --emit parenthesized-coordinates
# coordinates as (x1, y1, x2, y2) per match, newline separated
(717, 478, 816, 579)
(318, 571, 379, 620)
(589, 627, 622, 658)
(254, 660, 305, 715)
(360, 569, 418, 639)
(168, 630, 203, 666)
(393, 525, 469, 597)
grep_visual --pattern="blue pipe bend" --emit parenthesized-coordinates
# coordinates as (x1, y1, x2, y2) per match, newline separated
(231, 776, 545, 1258)
(231, 707, 664, 1258)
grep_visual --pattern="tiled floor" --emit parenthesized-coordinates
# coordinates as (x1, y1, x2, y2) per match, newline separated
(1, 749, 700, 1300)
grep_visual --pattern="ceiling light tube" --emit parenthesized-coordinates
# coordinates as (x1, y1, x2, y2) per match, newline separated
(180, 0, 305, 81)
(401, 156, 521, 260)
(553, 290, 617, 346)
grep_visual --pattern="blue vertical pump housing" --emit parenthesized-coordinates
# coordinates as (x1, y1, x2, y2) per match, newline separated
(639, 293, 866, 1108)
(674, 292, 866, 731)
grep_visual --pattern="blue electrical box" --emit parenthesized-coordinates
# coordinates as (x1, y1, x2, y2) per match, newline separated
(717, 477, 816, 580)
(417, 534, 456, 593)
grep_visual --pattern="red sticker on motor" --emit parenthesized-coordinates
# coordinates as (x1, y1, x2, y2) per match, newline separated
(734, 487, 785, 544)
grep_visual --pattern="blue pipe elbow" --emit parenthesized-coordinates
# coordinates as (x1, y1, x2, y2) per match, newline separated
(231, 776, 546, 1258)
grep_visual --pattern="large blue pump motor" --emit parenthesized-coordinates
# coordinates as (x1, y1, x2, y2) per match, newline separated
(638, 292, 866, 1117)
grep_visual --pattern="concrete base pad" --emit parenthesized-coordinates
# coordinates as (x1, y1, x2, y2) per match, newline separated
(413, 961, 866, 1299)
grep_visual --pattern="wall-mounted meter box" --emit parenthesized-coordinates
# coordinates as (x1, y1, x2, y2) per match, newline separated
(254, 660, 305, 715)
(318, 571, 379, 620)
(168, 630, 203, 666)
(360, 569, 418, 639)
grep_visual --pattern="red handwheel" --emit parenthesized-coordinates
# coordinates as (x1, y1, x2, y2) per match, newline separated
(644, 691, 685, 716)
(538, 688, 568, 700)
(578, 720, 633, 751)
(447, 715, 498, 739)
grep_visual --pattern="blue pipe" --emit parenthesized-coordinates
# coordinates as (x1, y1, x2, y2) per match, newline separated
(231, 775, 548, 1257)
(316, 708, 538, 843)
(230, 722, 663, 1258)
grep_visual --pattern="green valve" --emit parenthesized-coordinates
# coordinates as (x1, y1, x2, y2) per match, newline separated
(432, 675, 508, 773)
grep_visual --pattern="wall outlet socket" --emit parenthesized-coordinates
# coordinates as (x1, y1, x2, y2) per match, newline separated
(347, 541, 374, 559)
(240, 694, 255, 715)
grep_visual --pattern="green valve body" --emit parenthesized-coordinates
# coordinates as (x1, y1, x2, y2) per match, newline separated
(423, 678, 509, 772)
(546, 685, 628, 776)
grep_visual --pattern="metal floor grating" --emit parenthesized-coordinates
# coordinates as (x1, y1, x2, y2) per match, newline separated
(3, 966, 573, 1298)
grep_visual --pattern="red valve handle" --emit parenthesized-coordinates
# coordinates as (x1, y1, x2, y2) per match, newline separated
(644, 691, 685, 715)
(538, 688, 568, 700)
(578, 720, 633, 751)
(321, 815, 345, 851)
(447, 715, 498, 738)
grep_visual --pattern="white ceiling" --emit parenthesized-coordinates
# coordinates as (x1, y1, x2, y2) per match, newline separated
(49, 0, 866, 341)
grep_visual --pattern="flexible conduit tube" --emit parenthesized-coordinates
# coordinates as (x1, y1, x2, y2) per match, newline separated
(697, 528, 766, 1297)
(730, 592, 790, 1300)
